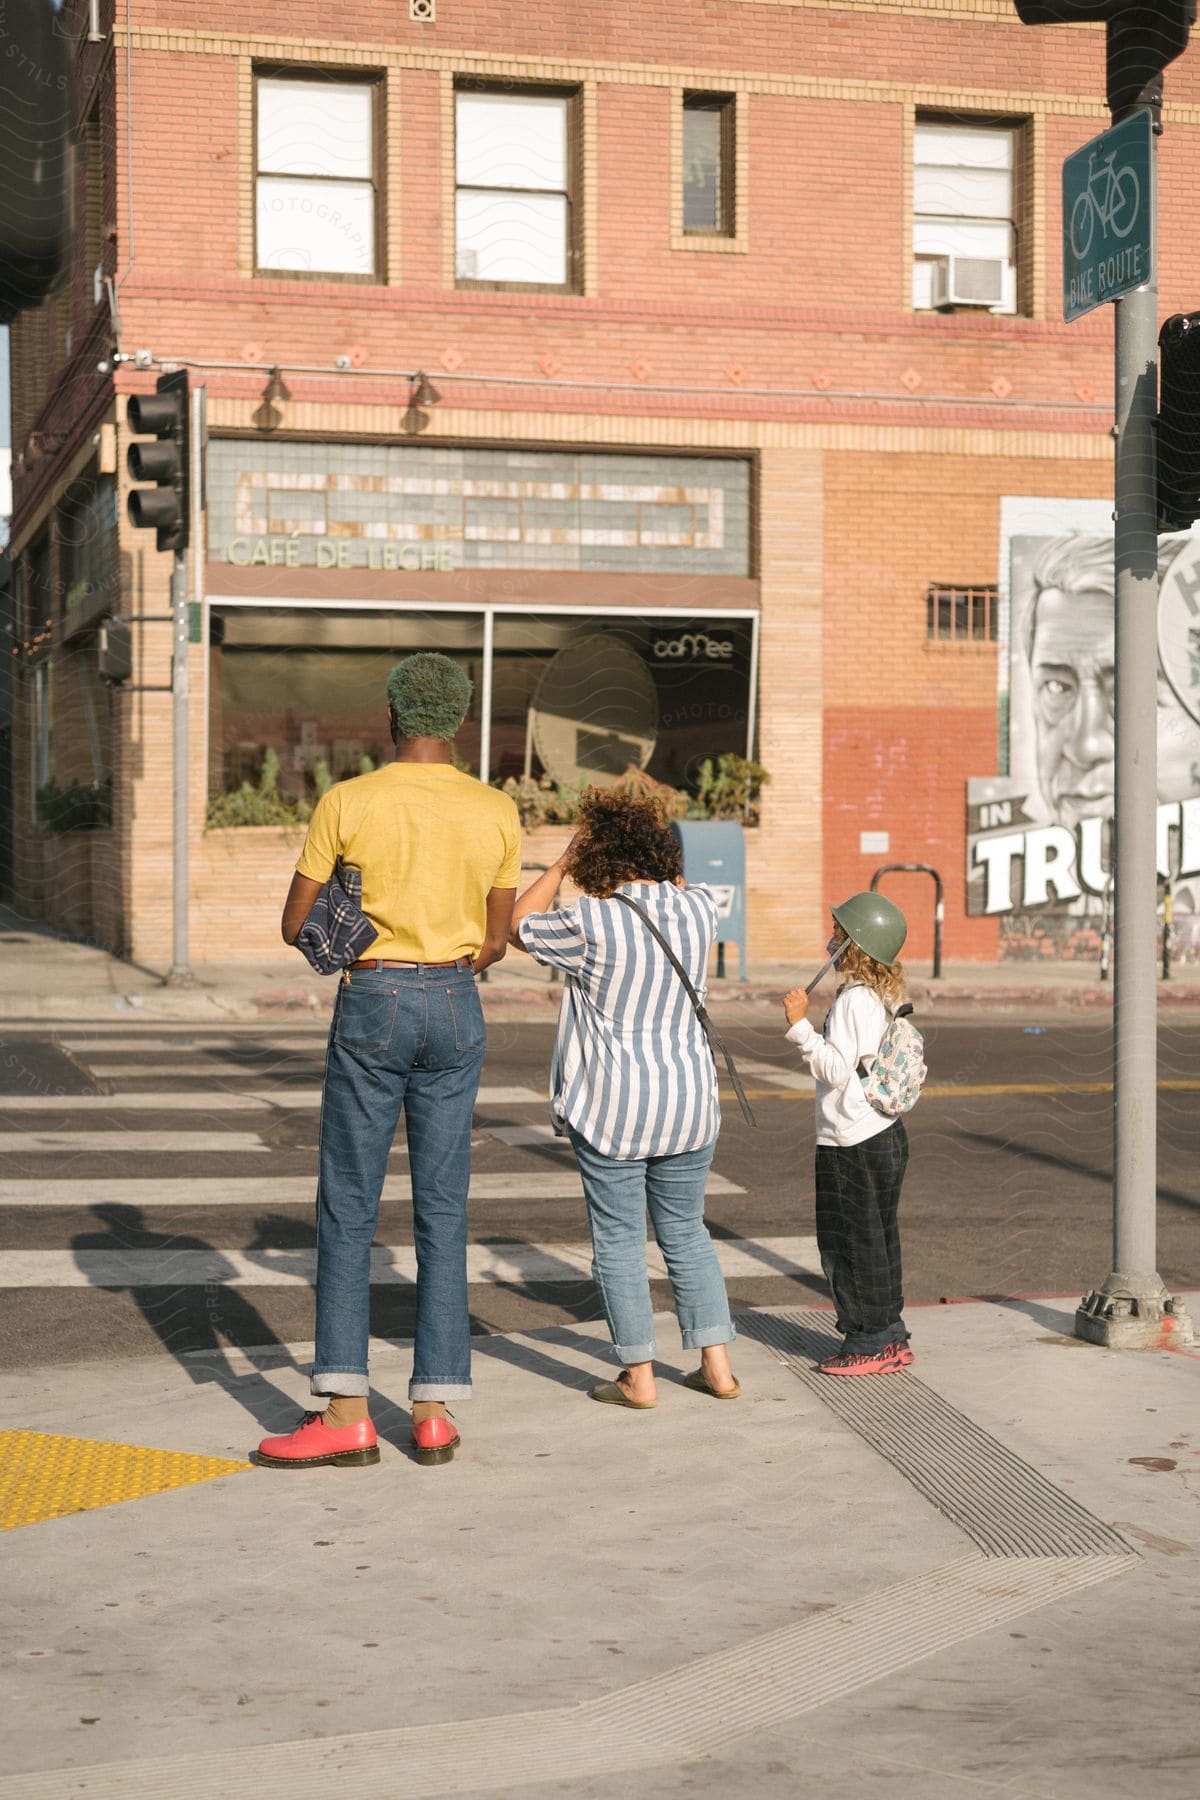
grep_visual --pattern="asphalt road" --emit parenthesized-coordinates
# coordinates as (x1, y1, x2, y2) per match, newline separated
(1, 1013, 1198, 1374)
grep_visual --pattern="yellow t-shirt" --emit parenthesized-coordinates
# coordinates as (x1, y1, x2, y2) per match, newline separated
(295, 763, 522, 962)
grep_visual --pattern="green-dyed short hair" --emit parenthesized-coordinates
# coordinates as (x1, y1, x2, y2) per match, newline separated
(386, 653, 472, 740)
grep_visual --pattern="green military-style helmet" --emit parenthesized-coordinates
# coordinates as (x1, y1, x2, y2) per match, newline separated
(831, 892, 908, 967)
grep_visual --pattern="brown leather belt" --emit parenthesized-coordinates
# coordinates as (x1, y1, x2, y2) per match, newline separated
(347, 956, 474, 972)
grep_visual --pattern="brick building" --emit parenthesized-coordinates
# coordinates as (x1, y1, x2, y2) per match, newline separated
(7, 0, 1200, 967)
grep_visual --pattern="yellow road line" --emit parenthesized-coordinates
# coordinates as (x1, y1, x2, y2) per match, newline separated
(722, 1079, 1200, 1102)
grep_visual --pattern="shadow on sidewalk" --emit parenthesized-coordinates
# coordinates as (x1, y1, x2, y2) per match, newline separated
(473, 1322, 612, 1393)
(69, 1204, 301, 1433)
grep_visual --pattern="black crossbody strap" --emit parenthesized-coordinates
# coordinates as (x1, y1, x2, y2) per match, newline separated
(612, 893, 756, 1129)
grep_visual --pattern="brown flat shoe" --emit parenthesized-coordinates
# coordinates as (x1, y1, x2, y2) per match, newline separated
(590, 1378, 657, 1410)
(683, 1368, 742, 1400)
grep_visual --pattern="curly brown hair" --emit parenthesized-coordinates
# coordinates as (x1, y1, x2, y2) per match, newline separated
(832, 925, 907, 1009)
(564, 787, 683, 896)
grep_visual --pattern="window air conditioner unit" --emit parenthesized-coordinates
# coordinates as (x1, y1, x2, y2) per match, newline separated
(931, 256, 1006, 310)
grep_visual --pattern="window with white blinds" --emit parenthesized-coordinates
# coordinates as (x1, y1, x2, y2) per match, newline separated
(455, 89, 576, 289)
(912, 122, 1017, 314)
(255, 76, 378, 278)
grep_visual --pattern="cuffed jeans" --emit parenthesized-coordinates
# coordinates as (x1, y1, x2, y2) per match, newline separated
(311, 964, 484, 1402)
(567, 1128, 734, 1364)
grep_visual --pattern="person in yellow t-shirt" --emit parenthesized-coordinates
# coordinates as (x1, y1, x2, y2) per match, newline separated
(258, 654, 521, 1473)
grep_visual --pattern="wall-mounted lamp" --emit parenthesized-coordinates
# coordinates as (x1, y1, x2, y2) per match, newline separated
(401, 370, 442, 434)
(263, 366, 292, 404)
(253, 365, 292, 430)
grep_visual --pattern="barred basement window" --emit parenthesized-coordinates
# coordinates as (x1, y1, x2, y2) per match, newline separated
(926, 583, 998, 643)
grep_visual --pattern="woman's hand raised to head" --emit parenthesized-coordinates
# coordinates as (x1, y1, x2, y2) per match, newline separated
(783, 987, 809, 1027)
(555, 827, 585, 872)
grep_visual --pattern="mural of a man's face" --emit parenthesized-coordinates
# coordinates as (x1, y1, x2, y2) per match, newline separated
(1159, 678, 1200, 802)
(1029, 586, 1115, 828)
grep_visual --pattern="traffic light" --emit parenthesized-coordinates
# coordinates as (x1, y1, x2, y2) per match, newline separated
(1013, 2, 1195, 122)
(126, 372, 190, 554)
(1157, 312, 1200, 530)
(0, 0, 75, 322)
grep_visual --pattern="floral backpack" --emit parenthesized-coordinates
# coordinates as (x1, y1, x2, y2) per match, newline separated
(860, 1003, 927, 1117)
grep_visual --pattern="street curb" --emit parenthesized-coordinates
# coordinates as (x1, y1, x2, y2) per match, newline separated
(0, 975, 1198, 1024)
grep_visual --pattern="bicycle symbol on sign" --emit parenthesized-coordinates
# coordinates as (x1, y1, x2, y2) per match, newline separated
(1069, 148, 1140, 260)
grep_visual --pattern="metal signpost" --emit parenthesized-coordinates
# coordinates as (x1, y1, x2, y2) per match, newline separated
(1015, 0, 1196, 1349)
(1059, 111, 1191, 1347)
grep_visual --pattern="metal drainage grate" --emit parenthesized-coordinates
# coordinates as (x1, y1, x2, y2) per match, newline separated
(736, 1308, 1131, 1560)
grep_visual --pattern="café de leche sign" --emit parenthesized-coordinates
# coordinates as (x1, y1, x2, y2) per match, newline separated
(967, 526, 1200, 917)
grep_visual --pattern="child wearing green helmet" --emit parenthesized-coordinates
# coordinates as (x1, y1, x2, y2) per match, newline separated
(783, 893, 914, 1376)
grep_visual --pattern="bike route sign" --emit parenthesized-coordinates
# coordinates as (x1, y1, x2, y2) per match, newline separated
(1062, 109, 1153, 324)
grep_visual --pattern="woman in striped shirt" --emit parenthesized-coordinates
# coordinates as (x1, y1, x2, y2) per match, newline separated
(511, 789, 739, 1409)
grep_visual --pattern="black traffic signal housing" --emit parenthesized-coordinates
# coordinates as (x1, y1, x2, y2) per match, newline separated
(126, 371, 190, 554)
(1013, 2, 1195, 123)
(0, 0, 75, 322)
(1157, 312, 1200, 530)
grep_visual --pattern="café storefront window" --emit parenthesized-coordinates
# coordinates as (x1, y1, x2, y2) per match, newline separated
(489, 612, 756, 790)
(208, 604, 756, 807)
(209, 607, 484, 800)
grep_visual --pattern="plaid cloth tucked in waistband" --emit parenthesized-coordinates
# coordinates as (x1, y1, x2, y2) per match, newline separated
(296, 860, 377, 974)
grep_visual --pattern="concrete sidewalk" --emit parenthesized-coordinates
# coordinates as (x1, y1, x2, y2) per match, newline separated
(2, 902, 1199, 1021)
(2, 1297, 1199, 1798)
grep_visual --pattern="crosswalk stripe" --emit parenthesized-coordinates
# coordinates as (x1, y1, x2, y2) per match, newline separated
(227, 1085, 545, 1109)
(16, 1084, 547, 1110)
(0, 1132, 268, 1154)
(0, 1170, 746, 1206)
(0, 1236, 819, 1289)
(57, 1035, 332, 1052)
(486, 1124, 560, 1147)
(0, 1093, 272, 1112)
(82, 1063, 327, 1079)
(737, 1061, 816, 1092)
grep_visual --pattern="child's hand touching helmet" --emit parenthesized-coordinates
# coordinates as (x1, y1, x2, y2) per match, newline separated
(783, 987, 809, 1026)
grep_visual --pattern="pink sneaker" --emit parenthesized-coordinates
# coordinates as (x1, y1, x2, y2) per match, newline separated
(257, 1411, 379, 1468)
(818, 1346, 907, 1377)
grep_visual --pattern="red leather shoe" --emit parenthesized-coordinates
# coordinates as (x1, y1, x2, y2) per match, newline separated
(257, 1411, 380, 1468)
(411, 1415, 460, 1466)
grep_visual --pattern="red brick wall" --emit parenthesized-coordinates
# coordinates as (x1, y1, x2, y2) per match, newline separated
(824, 706, 999, 966)
(10, 1, 1200, 964)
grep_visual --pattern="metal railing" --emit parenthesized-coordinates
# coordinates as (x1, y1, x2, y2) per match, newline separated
(869, 863, 944, 979)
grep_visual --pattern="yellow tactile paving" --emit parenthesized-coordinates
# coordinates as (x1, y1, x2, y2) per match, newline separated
(0, 1431, 251, 1532)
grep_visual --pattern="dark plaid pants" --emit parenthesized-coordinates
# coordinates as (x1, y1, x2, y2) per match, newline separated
(814, 1119, 909, 1354)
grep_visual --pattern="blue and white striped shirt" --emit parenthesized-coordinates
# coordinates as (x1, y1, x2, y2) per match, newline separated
(518, 881, 721, 1161)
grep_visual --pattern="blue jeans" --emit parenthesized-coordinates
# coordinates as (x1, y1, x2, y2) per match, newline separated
(567, 1128, 734, 1364)
(311, 964, 485, 1402)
